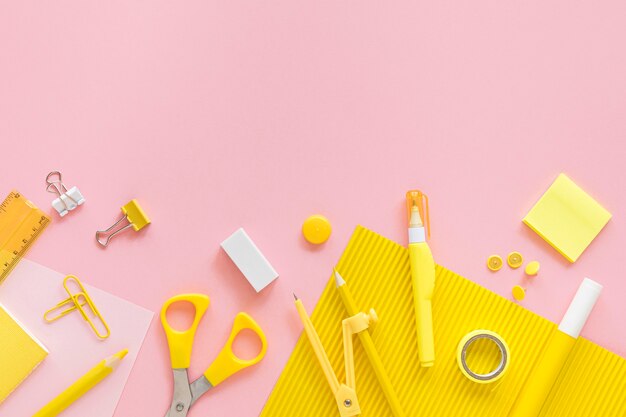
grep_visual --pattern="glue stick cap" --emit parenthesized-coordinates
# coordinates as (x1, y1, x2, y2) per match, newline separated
(558, 278, 603, 338)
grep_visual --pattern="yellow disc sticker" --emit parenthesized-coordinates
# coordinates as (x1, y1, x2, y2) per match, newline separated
(525, 261, 540, 276)
(487, 255, 503, 271)
(302, 215, 332, 244)
(512, 285, 526, 301)
(507, 252, 524, 268)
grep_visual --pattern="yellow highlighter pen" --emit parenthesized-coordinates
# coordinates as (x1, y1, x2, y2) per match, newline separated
(406, 190, 435, 367)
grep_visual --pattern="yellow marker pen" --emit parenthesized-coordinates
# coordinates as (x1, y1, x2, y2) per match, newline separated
(406, 190, 435, 367)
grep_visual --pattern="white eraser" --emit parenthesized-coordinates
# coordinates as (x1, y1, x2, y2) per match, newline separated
(221, 228, 279, 293)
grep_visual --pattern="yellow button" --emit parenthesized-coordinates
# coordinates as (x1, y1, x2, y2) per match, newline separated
(507, 252, 523, 269)
(302, 215, 332, 244)
(487, 255, 503, 271)
(512, 285, 526, 301)
(525, 261, 540, 276)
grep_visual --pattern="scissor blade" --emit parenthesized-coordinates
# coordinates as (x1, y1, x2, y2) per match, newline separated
(165, 369, 193, 417)
(189, 375, 214, 408)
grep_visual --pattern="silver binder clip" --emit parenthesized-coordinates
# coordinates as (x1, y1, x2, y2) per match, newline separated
(46, 171, 86, 217)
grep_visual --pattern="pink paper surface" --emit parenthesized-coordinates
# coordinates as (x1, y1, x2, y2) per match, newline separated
(0, 260, 153, 417)
(1, 1, 626, 416)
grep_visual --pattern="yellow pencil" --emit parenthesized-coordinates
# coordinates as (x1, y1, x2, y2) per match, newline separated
(33, 349, 128, 417)
(293, 295, 340, 393)
(334, 270, 406, 417)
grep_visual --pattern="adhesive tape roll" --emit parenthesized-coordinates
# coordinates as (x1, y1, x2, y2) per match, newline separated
(457, 330, 510, 384)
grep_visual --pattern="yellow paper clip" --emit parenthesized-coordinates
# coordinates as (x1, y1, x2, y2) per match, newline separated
(44, 275, 111, 339)
(95, 199, 151, 247)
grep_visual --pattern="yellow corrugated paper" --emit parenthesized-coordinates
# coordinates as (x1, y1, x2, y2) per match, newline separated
(0, 303, 48, 403)
(261, 226, 626, 417)
(540, 338, 626, 416)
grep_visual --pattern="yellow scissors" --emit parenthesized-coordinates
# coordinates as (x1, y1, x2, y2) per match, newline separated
(161, 294, 268, 417)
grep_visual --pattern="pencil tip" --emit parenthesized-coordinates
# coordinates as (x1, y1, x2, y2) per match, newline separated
(293, 293, 298, 300)
(334, 269, 346, 287)
(106, 349, 129, 369)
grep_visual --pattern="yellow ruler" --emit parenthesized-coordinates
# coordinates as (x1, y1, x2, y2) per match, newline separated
(0, 190, 50, 284)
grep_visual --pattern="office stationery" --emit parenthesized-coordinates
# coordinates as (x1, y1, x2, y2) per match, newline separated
(523, 173, 611, 262)
(456, 330, 509, 384)
(302, 214, 332, 244)
(0, 303, 48, 403)
(261, 226, 626, 417)
(0, 190, 50, 284)
(0, 259, 153, 417)
(33, 349, 128, 417)
(508, 277, 602, 417)
(95, 199, 150, 247)
(295, 293, 377, 417)
(487, 255, 503, 271)
(46, 171, 85, 217)
(406, 190, 435, 367)
(507, 252, 523, 268)
(334, 270, 406, 417)
(511, 285, 526, 301)
(44, 275, 111, 339)
(525, 261, 540, 276)
(161, 294, 267, 416)
(221, 228, 278, 292)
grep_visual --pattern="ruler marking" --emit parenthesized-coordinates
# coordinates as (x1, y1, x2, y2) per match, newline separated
(0, 192, 50, 284)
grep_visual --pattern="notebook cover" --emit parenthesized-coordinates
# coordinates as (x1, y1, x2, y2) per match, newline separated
(261, 226, 626, 416)
(0, 303, 48, 403)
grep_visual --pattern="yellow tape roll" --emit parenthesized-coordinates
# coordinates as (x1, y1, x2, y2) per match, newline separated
(456, 330, 510, 384)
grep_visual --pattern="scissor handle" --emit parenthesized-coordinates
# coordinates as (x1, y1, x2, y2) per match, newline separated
(204, 312, 268, 386)
(160, 294, 210, 369)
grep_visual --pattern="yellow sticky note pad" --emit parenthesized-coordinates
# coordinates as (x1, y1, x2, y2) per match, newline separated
(0, 304, 48, 403)
(523, 174, 611, 262)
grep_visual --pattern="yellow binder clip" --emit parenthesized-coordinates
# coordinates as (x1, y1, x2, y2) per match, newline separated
(44, 275, 111, 339)
(96, 199, 151, 247)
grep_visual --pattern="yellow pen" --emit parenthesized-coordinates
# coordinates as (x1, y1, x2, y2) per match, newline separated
(406, 190, 435, 367)
(33, 349, 128, 417)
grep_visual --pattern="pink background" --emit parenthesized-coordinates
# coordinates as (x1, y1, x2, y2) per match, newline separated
(1, 1, 625, 416)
